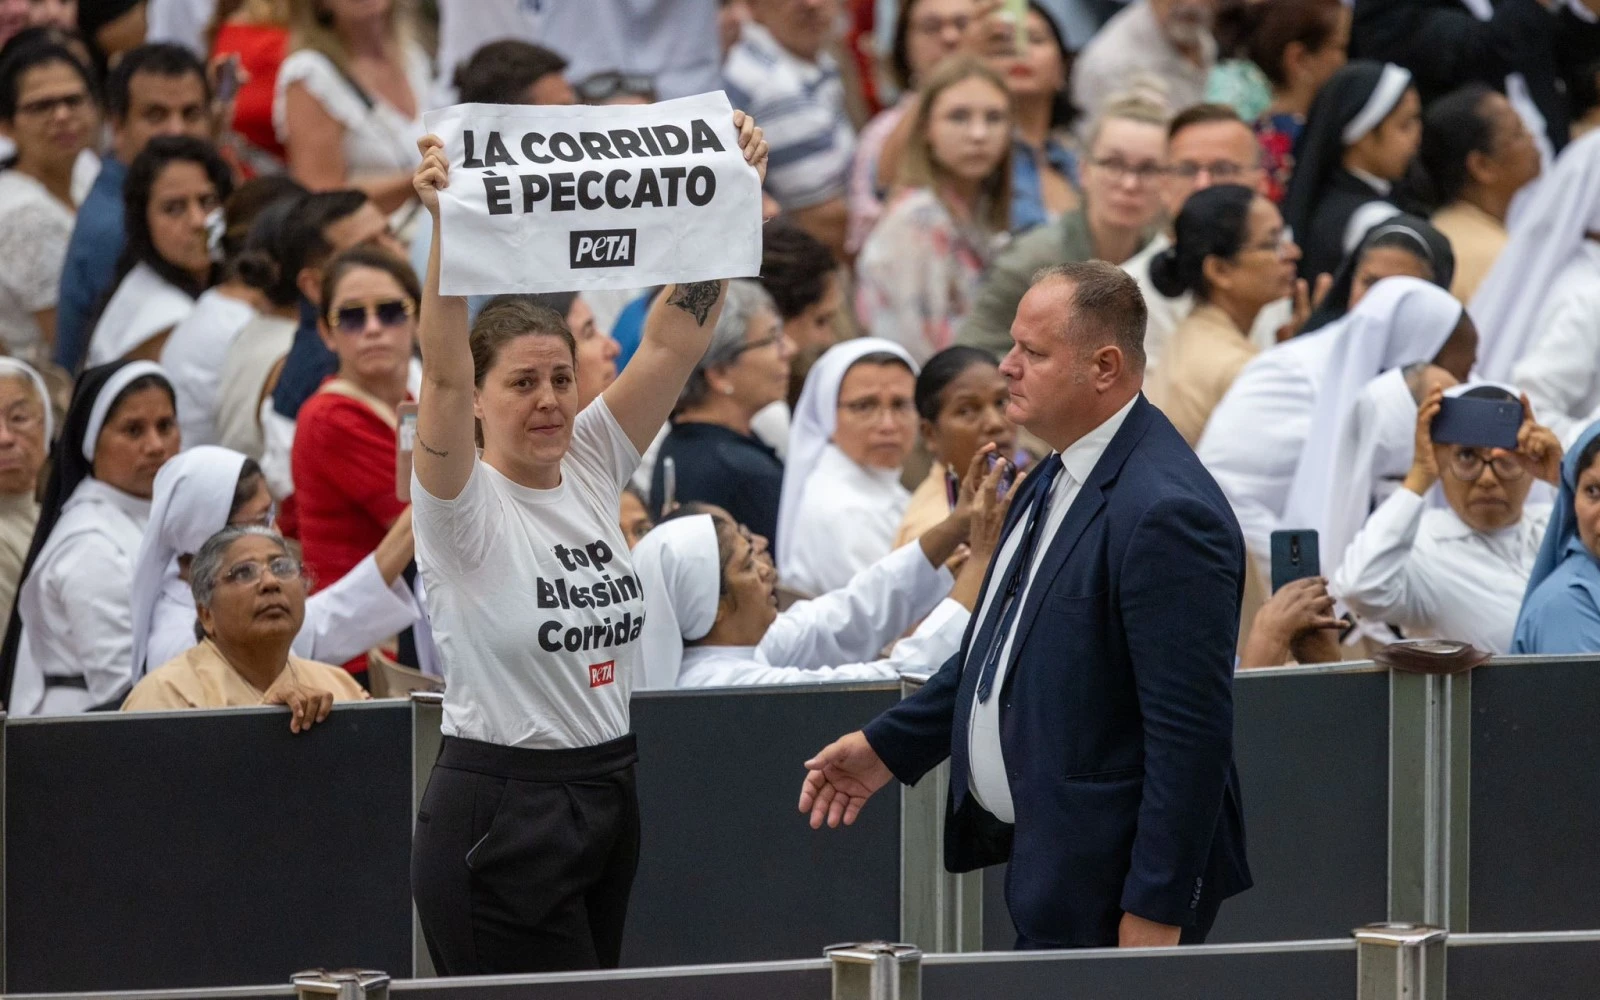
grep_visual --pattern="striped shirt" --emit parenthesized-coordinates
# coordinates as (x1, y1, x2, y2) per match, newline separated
(722, 21, 855, 211)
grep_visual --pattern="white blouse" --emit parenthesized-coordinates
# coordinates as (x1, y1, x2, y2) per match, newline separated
(162, 288, 258, 450)
(783, 443, 911, 597)
(0, 169, 77, 359)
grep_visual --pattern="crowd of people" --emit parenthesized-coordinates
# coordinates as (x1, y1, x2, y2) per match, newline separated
(2, 0, 1600, 975)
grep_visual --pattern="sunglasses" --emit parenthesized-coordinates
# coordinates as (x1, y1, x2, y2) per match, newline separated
(329, 298, 415, 334)
(576, 71, 656, 103)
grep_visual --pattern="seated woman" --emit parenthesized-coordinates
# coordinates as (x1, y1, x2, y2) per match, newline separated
(87, 136, 233, 366)
(1147, 184, 1301, 447)
(635, 449, 1015, 688)
(1, 360, 181, 714)
(1282, 61, 1421, 284)
(856, 57, 1013, 363)
(129, 444, 418, 679)
(123, 525, 368, 727)
(896, 345, 1015, 547)
(778, 338, 920, 597)
(649, 280, 790, 543)
(1302, 214, 1454, 334)
(289, 246, 414, 631)
(1514, 419, 1600, 652)
(0, 360, 53, 651)
(1334, 383, 1560, 654)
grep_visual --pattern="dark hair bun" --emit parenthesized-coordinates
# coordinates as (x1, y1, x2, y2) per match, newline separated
(1148, 246, 1187, 299)
(233, 249, 279, 291)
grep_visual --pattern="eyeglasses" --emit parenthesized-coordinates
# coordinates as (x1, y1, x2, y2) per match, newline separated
(731, 333, 785, 357)
(576, 71, 656, 103)
(16, 92, 89, 117)
(839, 397, 917, 421)
(1240, 226, 1296, 258)
(220, 555, 303, 587)
(1168, 160, 1254, 182)
(233, 502, 278, 529)
(330, 298, 414, 334)
(910, 13, 972, 36)
(1089, 156, 1165, 184)
(1448, 448, 1527, 483)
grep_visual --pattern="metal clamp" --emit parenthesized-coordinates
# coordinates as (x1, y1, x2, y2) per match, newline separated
(826, 942, 922, 1000)
(1355, 923, 1447, 1000)
(291, 969, 391, 1000)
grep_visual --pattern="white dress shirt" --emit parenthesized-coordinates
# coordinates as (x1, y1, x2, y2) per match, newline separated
(1511, 242, 1600, 447)
(968, 395, 1137, 823)
(1331, 489, 1552, 654)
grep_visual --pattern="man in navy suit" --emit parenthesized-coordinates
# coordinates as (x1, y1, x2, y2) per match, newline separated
(799, 261, 1251, 948)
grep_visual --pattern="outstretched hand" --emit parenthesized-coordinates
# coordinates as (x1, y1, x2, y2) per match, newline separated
(732, 110, 769, 185)
(415, 134, 449, 217)
(799, 731, 893, 829)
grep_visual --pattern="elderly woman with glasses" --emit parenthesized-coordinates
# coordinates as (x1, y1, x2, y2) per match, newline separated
(123, 525, 369, 731)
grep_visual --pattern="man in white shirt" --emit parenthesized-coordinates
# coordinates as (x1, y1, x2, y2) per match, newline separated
(1072, 0, 1217, 127)
(800, 261, 1251, 949)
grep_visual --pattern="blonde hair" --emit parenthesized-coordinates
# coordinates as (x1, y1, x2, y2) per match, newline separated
(287, 0, 411, 75)
(898, 56, 1014, 235)
(1084, 89, 1172, 153)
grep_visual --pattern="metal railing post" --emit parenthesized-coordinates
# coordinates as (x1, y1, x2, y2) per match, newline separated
(1354, 924, 1446, 1000)
(409, 691, 444, 978)
(826, 942, 922, 1000)
(291, 969, 391, 1000)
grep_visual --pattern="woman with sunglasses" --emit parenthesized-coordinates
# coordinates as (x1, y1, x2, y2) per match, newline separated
(128, 444, 418, 681)
(288, 245, 417, 683)
(123, 525, 369, 730)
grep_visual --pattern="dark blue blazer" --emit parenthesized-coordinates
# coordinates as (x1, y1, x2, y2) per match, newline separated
(863, 395, 1251, 946)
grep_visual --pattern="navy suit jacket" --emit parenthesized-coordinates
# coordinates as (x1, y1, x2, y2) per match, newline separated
(863, 395, 1251, 946)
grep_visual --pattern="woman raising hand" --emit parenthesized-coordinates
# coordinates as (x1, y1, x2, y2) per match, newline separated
(406, 113, 766, 977)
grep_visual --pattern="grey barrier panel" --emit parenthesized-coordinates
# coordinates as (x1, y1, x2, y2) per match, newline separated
(622, 683, 903, 967)
(1467, 655, 1600, 932)
(1447, 931, 1600, 999)
(4, 702, 415, 993)
(388, 960, 833, 1000)
(979, 664, 1393, 948)
(922, 939, 1356, 999)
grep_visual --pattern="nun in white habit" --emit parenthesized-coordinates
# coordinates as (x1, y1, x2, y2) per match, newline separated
(1470, 129, 1600, 445)
(1198, 277, 1477, 574)
(0, 361, 182, 715)
(778, 338, 921, 596)
(632, 514, 972, 689)
(128, 444, 421, 681)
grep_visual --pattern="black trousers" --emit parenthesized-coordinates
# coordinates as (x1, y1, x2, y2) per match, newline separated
(411, 733, 640, 974)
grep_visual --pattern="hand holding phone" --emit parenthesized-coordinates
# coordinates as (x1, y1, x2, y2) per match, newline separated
(1430, 396, 1522, 450)
(1270, 529, 1320, 593)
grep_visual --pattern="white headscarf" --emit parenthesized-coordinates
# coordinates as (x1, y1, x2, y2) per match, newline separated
(86, 263, 196, 369)
(1470, 129, 1600, 382)
(0, 359, 54, 445)
(633, 514, 721, 690)
(83, 360, 166, 462)
(776, 337, 919, 580)
(128, 446, 249, 677)
(1281, 277, 1466, 571)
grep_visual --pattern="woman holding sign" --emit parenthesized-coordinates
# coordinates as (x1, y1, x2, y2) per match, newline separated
(407, 113, 767, 975)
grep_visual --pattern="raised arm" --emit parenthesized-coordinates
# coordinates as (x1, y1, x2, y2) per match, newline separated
(602, 111, 768, 454)
(411, 136, 476, 501)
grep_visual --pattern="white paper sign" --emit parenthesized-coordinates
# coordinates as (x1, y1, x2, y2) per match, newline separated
(423, 91, 763, 296)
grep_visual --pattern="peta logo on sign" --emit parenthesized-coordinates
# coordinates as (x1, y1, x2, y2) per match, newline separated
(589, 660, 616, 688)
(570, 229, 637, 269)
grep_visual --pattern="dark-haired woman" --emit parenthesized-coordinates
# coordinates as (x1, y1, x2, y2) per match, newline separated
(1283, 61, 1421, 283)
(1148, 184, 1300, 447)
(1302, 213, 1454, 334)
(1, 359, 181, 714)
(994, 2, 1079, 233)
(1424, 85, 1542, 304)
(128, 443, 417, 681)
(87, 135, 234, 366)
(895, 345, 1014, 547)
(407, 115, 767, 974)
(0, 40, 99, 360)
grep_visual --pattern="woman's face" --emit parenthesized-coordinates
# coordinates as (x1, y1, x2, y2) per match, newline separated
(926, 75, 1011, 185)
(994, 8, 1065, 102)
(197, 534, 307, 648)
(569, 296, 620, 410)
(3, 60, 96, 171)
(1212, 197, 1299, 309)
(319, 266, 416, 389)
(1578, 457, 1600, 561)
(1360, 87, 1423, 182)
(1435, 441, 1533, 534)
(715, 521, 779, 638)
(618, 490, 653, 549)
(228, 477, 275, 528)
(782, 273, 842, 354)
(1480, 92, 1542, 196)
(903, 0, 972, 85)
(1081, 117, 1168, 235)
(92, 385, 180, 498)
(922, 362, 1014, 475)
(475, 333, 581, 471)
(147, 160, 220, 282)
(0, 374, 46, 497)
(832, 361, 918, 470)
(1349, 246, 1431, 311)
(721, 306, 793, 415)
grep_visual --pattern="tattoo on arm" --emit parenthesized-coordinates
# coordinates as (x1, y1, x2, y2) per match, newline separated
(416, 433, 449, 459)
(666, 280, 722, 327)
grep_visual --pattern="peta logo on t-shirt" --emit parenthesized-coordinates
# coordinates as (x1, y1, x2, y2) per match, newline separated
(589, 660, 616, 687)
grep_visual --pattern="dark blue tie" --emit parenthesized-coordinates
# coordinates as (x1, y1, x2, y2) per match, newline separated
(973, 454, 1063, 704)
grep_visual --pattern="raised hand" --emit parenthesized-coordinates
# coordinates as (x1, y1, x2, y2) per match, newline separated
(414, 135, 450, 218)
(1517, 394, 1563, 486)
(265, 684, 334, 734)
(732, 110, 769, 185)
(1403, 384, 1445, 496)
(799, 731, 893, 829)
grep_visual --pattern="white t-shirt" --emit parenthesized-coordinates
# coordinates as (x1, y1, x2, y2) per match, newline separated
(412, 397, 644, 749)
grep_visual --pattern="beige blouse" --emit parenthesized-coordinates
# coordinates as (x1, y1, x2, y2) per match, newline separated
(0, 491, 37, 651)
(894, 463, 951, 550)
(1148, 304, 1260, 448)
(122, 639, 369, 711)
(1432, 202, 1506, 305)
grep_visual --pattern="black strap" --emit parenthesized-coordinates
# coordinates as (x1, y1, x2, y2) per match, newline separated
(43, 674, 88, 690)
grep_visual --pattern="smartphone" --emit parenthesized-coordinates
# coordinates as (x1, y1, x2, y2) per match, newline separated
(1430, 396, 1522, 450)
(395, 402, 417, 502)
(215, 55, 241, 106)
(1270, 529, 1319, 593)
(985, 452, 1017, 498)
(1001, 0, 1029, 53)
(945, 467, 960, 510)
